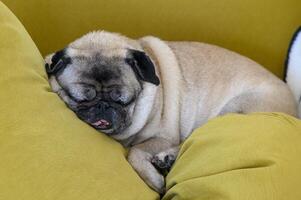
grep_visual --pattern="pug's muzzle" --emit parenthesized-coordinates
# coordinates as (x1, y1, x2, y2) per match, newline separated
(76, 101, 127, 135)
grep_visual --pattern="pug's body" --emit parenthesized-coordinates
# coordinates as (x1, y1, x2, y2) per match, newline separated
(45, 31, 297, 193)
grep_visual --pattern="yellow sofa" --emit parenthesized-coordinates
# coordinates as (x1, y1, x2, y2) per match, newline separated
(0, 1, 301, 199)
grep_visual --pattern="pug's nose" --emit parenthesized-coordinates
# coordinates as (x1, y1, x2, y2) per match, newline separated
(98, 101, 110, 110)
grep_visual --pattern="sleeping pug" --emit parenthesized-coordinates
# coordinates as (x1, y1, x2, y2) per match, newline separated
(45, 31, 297, 194)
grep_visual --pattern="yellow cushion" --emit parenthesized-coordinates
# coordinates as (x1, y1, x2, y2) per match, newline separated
(2, 0, 301, 77)
(0, 2, 157, 200)
(164, 113, 301, 200)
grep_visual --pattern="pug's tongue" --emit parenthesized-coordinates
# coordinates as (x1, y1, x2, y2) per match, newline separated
(92, 119, 110, 129)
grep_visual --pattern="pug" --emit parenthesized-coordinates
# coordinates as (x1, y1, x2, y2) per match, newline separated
(45, 31, 297, 194)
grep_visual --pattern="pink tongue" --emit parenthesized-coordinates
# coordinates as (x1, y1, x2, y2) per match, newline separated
(92, 119, 110, 128)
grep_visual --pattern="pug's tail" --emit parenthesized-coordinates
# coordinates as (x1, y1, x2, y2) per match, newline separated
(285, 27, 301, 117)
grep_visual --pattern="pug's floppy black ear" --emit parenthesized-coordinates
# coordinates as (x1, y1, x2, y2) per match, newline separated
(127, 49, 160, 86)
(45, 49, 71, 75)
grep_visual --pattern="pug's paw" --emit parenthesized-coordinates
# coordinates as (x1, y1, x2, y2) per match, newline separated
(151, 152, 176, 175)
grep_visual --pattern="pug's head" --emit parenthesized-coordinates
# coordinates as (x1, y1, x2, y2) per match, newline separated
(45, 31, 160, 135)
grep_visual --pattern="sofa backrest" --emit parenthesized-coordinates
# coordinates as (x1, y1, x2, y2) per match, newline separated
(2, 0, 301, 77)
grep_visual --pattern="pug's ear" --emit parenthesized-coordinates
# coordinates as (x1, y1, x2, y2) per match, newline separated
(127, 49, 160, 86)
(45, 49, 71, 76)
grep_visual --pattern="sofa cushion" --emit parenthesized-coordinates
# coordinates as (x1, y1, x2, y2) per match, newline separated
(164, 113, 301, 200)
(0, 2, 158, 200)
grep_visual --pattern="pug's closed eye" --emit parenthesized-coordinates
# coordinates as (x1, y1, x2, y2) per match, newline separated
(102, 86, 134, 106)
(68, 84, 97, 103)
(83, 86, 97, 101)
(109, 88, 122, 102)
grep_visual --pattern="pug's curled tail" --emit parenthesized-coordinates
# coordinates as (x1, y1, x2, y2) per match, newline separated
(285, 26, 301, 117)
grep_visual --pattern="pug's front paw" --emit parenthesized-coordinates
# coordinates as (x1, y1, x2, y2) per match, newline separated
(151, 152, 176, 175)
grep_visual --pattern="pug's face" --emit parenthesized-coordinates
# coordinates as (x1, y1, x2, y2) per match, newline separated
(45, 38, 159, 135)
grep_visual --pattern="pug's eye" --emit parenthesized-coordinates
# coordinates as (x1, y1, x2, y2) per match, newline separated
(83, 86, 97, 101)
(110, 88, 122, 103)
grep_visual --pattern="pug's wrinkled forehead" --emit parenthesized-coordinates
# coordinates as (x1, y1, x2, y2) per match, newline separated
(45, 30, 141, 69)
(46, 30, 160, 86)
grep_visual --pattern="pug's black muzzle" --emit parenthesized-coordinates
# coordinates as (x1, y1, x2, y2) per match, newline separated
(76, 101, 125, 134)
